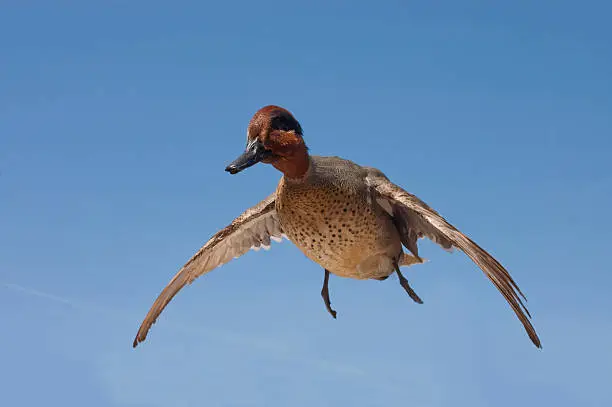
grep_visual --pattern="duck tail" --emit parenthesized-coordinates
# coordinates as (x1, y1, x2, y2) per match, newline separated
(400, 252, 427, 267)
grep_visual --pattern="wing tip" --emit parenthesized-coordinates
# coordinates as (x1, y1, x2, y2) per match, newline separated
(133, 320, 152, 349)
(531, 334, 543, 349)
(132, 331, 145, 348)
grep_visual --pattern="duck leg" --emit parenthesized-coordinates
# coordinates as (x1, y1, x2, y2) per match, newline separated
(393, 260, 423, 304)
(321, 269, 337, 318)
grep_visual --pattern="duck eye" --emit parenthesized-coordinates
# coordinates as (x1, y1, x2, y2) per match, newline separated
(270, 113, 302, 135)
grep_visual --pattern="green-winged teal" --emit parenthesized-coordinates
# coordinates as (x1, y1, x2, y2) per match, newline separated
(133, 105, 541, 349)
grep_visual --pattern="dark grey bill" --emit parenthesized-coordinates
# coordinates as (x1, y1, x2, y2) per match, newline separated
(225, 140, 271, 174)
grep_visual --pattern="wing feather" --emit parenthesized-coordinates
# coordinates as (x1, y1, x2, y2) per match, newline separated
(133, 193, 282, 347)
(367, 169, 541, 348)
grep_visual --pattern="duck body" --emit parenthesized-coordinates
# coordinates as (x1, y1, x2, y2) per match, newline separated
(276, 155, 404, 280)
(132, 105, 542, 349)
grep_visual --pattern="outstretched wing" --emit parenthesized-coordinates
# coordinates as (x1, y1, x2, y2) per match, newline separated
(366, 168, 541, 348)
(133, 193, 283, 347)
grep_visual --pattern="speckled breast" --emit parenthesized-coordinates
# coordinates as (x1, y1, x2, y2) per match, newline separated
(274, 172, 393, 277)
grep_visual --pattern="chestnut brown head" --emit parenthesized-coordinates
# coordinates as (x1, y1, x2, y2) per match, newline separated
(225, 105, 309, 178)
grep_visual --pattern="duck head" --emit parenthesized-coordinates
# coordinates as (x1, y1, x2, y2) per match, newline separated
(225, 105, 309, 179)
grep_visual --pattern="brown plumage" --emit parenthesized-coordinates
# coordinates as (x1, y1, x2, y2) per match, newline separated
(132, 105, 541, 349)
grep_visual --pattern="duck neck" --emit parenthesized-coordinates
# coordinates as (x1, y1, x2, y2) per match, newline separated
(273, 146, 310, 180)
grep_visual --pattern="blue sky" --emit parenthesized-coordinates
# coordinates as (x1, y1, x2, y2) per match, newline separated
(1, 1, 611, 406)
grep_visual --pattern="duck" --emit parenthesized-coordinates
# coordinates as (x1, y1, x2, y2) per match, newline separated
(132, 105, 541, 349)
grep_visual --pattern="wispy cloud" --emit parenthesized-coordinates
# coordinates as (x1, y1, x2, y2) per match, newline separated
(3, 282, 77, 307)
(2, 280, 380, 406)
(2, 280, 367, 377)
